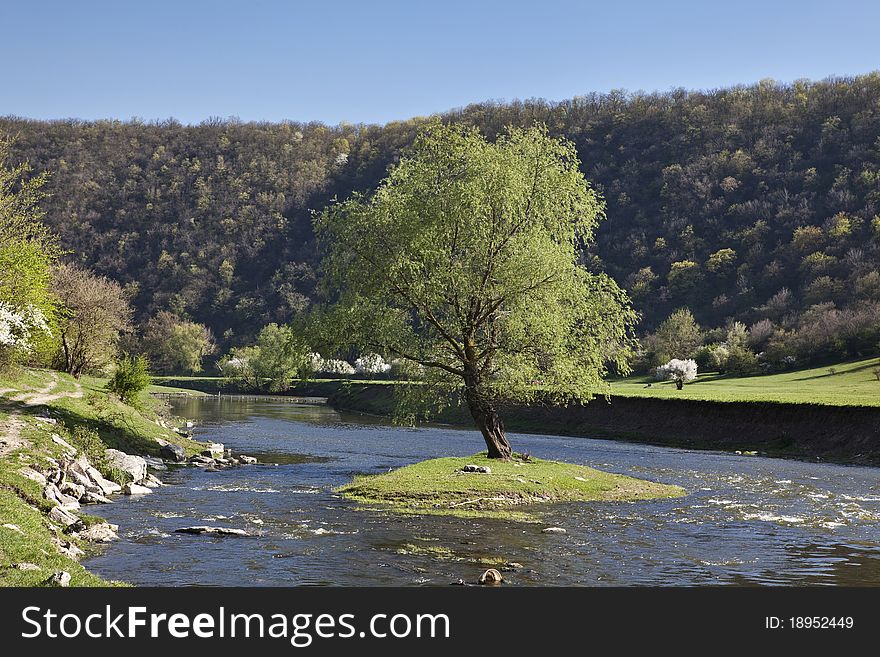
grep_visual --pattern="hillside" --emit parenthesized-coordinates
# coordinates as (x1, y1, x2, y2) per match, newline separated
(3, 72, 880, 350)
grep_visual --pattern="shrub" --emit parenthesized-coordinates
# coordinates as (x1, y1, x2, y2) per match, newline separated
(106, 353, 151, 405)
(725, 345, 759, 376)
(655, 358, 698, 389)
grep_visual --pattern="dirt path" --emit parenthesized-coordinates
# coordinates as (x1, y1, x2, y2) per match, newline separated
(0, 374, 84, 456)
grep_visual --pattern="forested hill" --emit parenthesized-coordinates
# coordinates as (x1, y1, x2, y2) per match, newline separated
(3, 73, 880, 349)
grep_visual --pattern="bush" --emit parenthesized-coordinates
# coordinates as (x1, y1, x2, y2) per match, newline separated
(655, 358, 698, 389)
(725, 346, 759, 376)
(106, 353, 151, 405)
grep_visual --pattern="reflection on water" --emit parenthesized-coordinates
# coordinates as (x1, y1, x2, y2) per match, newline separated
(84, 397, 880, 586)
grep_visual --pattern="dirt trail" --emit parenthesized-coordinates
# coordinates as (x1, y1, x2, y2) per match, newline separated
(0, 374, 84, 456)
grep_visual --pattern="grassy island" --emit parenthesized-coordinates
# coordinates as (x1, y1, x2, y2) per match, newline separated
(336, 453, 685, 520)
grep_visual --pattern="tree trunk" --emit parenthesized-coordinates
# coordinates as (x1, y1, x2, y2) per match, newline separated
(464, 386, 512, 459)
(675, 379, 683, 390)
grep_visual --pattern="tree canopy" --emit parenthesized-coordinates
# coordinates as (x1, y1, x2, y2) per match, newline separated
(315, 122, 636, 457)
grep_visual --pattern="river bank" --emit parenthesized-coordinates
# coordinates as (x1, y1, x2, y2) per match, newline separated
(0, 369, 210, 586)
(153, 377, 880, 466)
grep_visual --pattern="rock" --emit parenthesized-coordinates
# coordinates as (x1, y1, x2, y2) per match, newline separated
(144, 456, 167, 470)
(12, 562, 41, 571)
(204, 442, 225, 457)
(239, 455, 258, 465)
(34, 416, 57, 425)
(51, 433, 77, 455)
(47, 571, 72, 587)
(461, 464, 492, 474)
(81, 491, 113, 505)
(142, 473, 164, 488)
(44, 483, 80, 510)
(189, 455, 215, 466)
(49, 505, 80, 527)
(500, 562, 524, 571)
(123, 482, 153, 495)
(478, 569, 503, 585)
(106, 449, 148, 483)
(54, 539, 84, 560)
(70, 458, 122, 496)
(541, 527, 567, 535)
(2, 523, 25, 535)
(574, 476, 587, 482)
(78, 523, 119, 542)
(174, 526, 249, 536)
(19, 467, 47, 486)
(185, 421, 195, 429)
(159, 443, 187, 462)
(60, 481, 86, 500)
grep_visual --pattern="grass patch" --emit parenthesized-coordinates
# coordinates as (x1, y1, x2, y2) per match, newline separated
(337, 453, 685, 520)
(610, 357, 880, 407)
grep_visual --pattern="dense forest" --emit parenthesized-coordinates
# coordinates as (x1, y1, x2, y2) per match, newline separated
(3, 73, 880, 364)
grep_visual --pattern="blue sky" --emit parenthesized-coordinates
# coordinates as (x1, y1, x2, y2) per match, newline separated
(3, 0, 879, 125)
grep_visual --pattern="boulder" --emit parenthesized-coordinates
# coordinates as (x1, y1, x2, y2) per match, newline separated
(106, 449, 148, 483)
(48, 505, 80, 527)
(142, 473, 164, 488)
(78, 523, 119, 542)
(461, 464, 492, 474)
(81, 491, 113, 505)
(60, 481, 86, 500)
(541, 527, 567, 535)
(123, 482, 153, 495)
(12, 562, 41, 571)
(174, 526, 249, 536)
(203, 442, 225, 457)
(189, 455, 215, 466)
(159, 443, 187, 462)
(19, 467, 47, 486)
(53, 539, 84, 560)
(478, 569, 503, 585)
(239, 455, 258, 465)
(144, 456, 167, 470)
(70, 458, 122, 496)
(47, 571, 71, 587)
(44, 483, 80, 510)
(51, 433, 77, 456)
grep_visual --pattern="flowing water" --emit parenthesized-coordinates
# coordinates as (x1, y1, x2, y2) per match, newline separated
(84, 397, 880, 586)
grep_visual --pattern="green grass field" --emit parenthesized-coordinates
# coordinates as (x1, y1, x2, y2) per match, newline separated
(609, 356, 880, 407)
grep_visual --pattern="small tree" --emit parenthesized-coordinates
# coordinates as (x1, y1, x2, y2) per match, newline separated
(219, 323, 310, 392)
(314, 122, 636, 458)
(656, 358, 698, 390)
(142, 310, 216, 374)
(355, 353, 391, 377)
(107, 354, 151, 405)
(653, 308, 702, 360)
(52, 263, 132, 377)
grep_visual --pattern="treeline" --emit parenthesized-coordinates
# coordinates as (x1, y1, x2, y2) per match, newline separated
(3, 72, 880, 368)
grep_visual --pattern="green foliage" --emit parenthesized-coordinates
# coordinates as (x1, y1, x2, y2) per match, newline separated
(315, 122, 637, 433)
(141, 310, 215, 374)
(0, 138, 59, 368)
(219, 322, 311, 392)
(106, 353, 151, 405)
(652, 308, 703, 360)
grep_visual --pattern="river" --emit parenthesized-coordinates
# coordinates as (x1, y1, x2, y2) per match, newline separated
(83, 397, 880, 586)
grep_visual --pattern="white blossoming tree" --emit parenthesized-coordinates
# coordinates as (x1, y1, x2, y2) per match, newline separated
(354, 353, 391, 376)
(656, 358, 698, 390)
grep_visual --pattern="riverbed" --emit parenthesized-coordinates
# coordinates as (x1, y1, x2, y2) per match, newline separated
(83, 397, 880, 586)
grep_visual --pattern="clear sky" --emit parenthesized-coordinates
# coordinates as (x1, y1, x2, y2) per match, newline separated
(3, 0, 879, 126)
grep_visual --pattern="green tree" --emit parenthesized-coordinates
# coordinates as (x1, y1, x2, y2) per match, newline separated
(142, 310, 216, 374)
(314, 122, 636, 459)
(219, 323, 310, 392)
(653, 308, 703, 360)
(0, 139, 58, 367)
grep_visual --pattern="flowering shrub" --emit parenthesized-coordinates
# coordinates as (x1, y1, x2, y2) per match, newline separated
(309, 353, 356, 376)
(0, 302, 50, 353)
(354, 353, 391, 375)
(655, 358, 698, 389)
